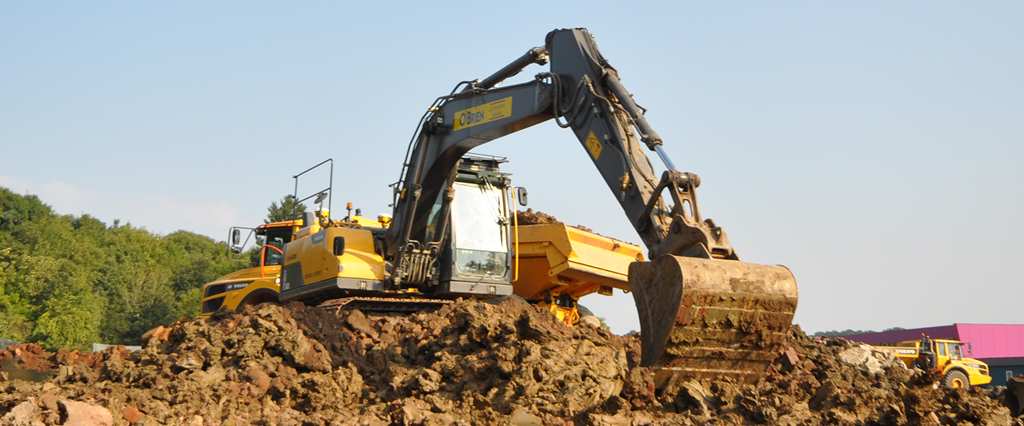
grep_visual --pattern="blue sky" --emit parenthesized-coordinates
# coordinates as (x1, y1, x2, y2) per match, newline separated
(2, 2, 1022, 334)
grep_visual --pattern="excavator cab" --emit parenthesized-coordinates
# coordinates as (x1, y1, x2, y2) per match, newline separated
(424, 155, 516, 297)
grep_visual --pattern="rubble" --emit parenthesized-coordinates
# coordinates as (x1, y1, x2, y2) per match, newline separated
(836, 343, 906, 376)
(0, 299, 1019, 425)
(515, 209, 559, 225)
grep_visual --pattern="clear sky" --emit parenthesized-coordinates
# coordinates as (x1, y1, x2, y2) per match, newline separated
(2, 2, 1021, 335)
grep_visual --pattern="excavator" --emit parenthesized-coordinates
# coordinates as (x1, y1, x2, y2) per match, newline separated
(228, 28, 798, 385)
(200, 155, 644, 326)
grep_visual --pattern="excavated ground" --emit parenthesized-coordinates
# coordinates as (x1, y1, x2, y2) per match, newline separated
(1, 299, 1021, 425)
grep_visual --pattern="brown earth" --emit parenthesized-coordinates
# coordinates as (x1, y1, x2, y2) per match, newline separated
(516, 209, 622, 241)
(0, 299, 1020, 425)
(516, 209, 561, 226)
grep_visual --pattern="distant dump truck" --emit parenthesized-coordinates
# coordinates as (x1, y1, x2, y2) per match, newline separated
(875, 337, 991, 388)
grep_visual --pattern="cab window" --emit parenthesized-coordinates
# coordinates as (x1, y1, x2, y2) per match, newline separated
(937, 343, 947, 356)
(451, 180, 508, 278)
(949, 343, 962, 359)
(264, 236, 287, 266)
(257, 225, 293, 266)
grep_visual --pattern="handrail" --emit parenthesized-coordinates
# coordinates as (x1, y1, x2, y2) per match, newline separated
(512, 189, 519, 283)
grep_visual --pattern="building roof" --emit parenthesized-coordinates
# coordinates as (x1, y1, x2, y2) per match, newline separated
(840, 324, 1024, 359)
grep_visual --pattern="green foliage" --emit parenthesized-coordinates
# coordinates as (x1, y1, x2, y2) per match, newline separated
(266, 194, 306, 223)
(0, 187, 245, 349)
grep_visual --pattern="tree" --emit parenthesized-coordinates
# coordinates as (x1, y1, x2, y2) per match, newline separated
(0, 187, 251, 348)
(266, 195, 306, 223)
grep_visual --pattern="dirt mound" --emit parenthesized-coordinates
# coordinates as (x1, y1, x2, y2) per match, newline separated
(515, 209, 560, 225)
(517, 209, 626, 240)
(0, 300, 1019, 425)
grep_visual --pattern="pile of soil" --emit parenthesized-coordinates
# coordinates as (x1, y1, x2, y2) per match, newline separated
(0, 299, 1019, 425)
(516, 209, 561, 226)
(516, 209, 613, 240)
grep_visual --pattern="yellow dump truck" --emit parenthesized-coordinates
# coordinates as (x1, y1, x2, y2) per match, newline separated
(512, 219, 643, 325)
(199, 219, 300, 319)
(875, 337, 991, 388)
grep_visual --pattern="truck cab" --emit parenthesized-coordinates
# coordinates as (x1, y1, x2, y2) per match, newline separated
(198, 219, 302, 318)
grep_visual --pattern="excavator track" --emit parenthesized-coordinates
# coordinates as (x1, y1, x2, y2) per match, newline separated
(630, 255, 799, 387)
(318, 296, 453, 314)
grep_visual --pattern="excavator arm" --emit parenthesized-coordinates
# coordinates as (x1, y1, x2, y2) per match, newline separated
(386, 29, 727, 266)
(384, 28, 798, 384)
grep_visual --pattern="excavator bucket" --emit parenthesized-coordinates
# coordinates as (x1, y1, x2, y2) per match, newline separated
(629, 255, 798, 387)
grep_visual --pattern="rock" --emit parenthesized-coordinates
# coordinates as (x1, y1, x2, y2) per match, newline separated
(402, 367, 442, 393)
(396, 399, 432, 425)
(346, 310, 377, 337)
(838, 344, 884, 375)
(58, 399, 114, 426)
(245, 365, 272, 392)
(40, 394, 59, 412)
(1, 400, 40, 426)
(140, 326, 168, 346)
(783, 346, 800, 367)
(509, 408, 543, 426)
(1006, 374, 1024, 416)
(267, 332, 332, 373)
(122, 405, 145, 424)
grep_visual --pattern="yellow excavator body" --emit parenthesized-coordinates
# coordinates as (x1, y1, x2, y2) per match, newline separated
(283, 225, 385, 285)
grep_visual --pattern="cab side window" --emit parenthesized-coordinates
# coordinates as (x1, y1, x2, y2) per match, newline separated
(264, 237, 285, 266)
(949, 343, 962, 359)
(937, 343, 947, 357)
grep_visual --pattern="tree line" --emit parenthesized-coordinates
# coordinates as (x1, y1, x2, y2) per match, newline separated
(811, 327, 907, 338)
(0, 187, 252, 350)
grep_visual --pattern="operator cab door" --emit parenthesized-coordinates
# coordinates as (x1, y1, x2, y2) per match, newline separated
(936, 342, 949, 366)
(450, 180, 510, 281)
(435, 176, 514, 297)
(948, 342, 963, 360)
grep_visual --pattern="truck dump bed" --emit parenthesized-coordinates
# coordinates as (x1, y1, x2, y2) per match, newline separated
(512, 222, 643, 301)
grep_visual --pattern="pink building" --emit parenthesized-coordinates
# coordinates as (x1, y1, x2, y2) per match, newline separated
(841, 324, 1024, 386)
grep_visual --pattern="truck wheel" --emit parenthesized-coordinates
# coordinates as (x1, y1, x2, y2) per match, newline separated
(942, 370, 969, 389)
(237, 292, 280, 312)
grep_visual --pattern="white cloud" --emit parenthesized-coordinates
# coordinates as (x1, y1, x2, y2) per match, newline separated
(0, 176, 104, 216)
(0, 176, 35, 193)
(123, 194, 245, 239)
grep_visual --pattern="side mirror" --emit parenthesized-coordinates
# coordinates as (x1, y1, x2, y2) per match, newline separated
(231, 229, 241, 245)
(333, 236, 345, 256)
(516, 187, 528, 206)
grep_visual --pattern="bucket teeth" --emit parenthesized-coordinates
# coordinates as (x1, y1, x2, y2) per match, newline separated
(630, 255, 798, 385)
